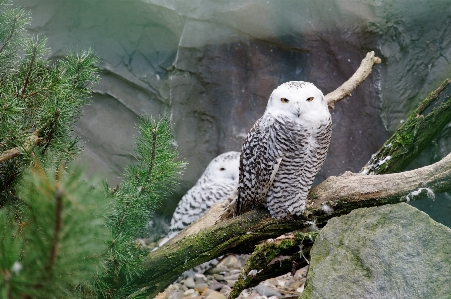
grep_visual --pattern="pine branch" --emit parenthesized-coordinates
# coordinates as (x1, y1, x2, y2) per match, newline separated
(19, 41, 38, 97)
(91, 116, 185, 299)
(0, 13, 18, 55)
(40, 109, 60, 155)
(0, 162, 110, 298)
(44, 180, 63, 276)
(0, 107, 63, 163)
(148, 127, 158, 180)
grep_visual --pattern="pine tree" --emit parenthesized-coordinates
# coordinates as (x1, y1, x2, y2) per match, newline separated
(84, 117, 185, 299)
(0, 159, 110, 298)
(0, 0, 99, 206)
(0, 2, 185, 298)
(1, 118, 185, 299)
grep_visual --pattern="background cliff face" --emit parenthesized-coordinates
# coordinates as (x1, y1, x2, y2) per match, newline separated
(13, 0, 451, 225)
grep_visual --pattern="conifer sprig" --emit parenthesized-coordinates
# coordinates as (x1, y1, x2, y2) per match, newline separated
(0, 159, 110, 299)
(96, 116, 185, 299)
(0, 0, 99, 204)
(0, 0, 30, 69)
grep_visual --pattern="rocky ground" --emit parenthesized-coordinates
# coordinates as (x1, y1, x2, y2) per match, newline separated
(153, 254, 308, 299)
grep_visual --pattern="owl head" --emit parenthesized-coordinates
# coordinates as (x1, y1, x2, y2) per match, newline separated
(201, 151, 240, 184)
(266, 81, 329, 124)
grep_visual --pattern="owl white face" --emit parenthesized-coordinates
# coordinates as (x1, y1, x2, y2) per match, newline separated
(203, 151, 240, 183)
(266, 81, 329, 124)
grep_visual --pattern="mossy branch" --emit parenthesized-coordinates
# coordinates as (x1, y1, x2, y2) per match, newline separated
(362, 78, 451, 174)
(132, 149, 451, 298)
(229, 232, 318, 299)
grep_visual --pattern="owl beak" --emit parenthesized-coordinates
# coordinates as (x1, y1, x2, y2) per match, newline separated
(294, 107, 301, 118)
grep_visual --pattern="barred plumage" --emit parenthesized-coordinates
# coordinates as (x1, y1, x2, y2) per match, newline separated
(159, 151, 240, 246)
(236, 81, 332, 218)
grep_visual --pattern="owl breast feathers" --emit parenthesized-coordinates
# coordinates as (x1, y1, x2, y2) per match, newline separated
(235, 81, 332, 218)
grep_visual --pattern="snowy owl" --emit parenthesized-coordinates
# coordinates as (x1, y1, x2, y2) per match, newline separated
(235, 81, 332, 218)
(159, 151, 240, 246)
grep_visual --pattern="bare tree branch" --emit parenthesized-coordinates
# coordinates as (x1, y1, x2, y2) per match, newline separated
(325, 51, 381, 109)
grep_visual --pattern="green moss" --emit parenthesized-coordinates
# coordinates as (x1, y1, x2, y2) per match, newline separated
(395, 129, 414, 146)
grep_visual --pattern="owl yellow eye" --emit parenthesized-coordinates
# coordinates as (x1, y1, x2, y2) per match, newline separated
(306, 97, 314, 102)
(280, 98, 289, 103)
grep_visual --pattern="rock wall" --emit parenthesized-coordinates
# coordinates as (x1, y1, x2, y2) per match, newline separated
(12, 0, 451, 222)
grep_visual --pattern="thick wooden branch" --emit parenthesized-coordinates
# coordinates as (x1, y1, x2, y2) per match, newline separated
(131, 152, 451, 298)
(305, 152, 451, 220)
(362, 78, 451, 174)
(325, 51, 381, 109)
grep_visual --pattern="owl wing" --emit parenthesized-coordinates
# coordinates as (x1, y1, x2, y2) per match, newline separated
(160, 181, 236, 246)
(235, 116, 284, 215)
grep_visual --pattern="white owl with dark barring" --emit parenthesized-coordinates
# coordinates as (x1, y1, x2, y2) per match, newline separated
(235, 81, 332, 218)
(159, 151, 240, 246)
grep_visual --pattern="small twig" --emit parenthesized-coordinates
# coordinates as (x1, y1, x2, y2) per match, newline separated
(44, 181, 64, 275)
(0, 148, 21, 163)
(0, 131, 43, 163)
(41, 109, 60, 155)
(19, 43, 38, 97)
(0, 15, 18, 55)
(0, 106, 64, 163)
(325, 51, 381, 109)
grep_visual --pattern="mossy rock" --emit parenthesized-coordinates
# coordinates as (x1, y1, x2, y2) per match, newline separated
(300, 203, 451, 299)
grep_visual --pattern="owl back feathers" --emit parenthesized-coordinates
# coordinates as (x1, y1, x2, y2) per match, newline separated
(159, 151, 240, 246)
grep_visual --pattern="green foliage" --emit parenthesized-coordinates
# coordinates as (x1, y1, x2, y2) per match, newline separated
(113, 117, 184, 237)
(92, 116, 185, 298)
(0, 117, 185, 299)
(0, 160, 110, 299)
(0, 0, 30, 68)
(0, 0, 99, 204)
(0, 2, 185, 298)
